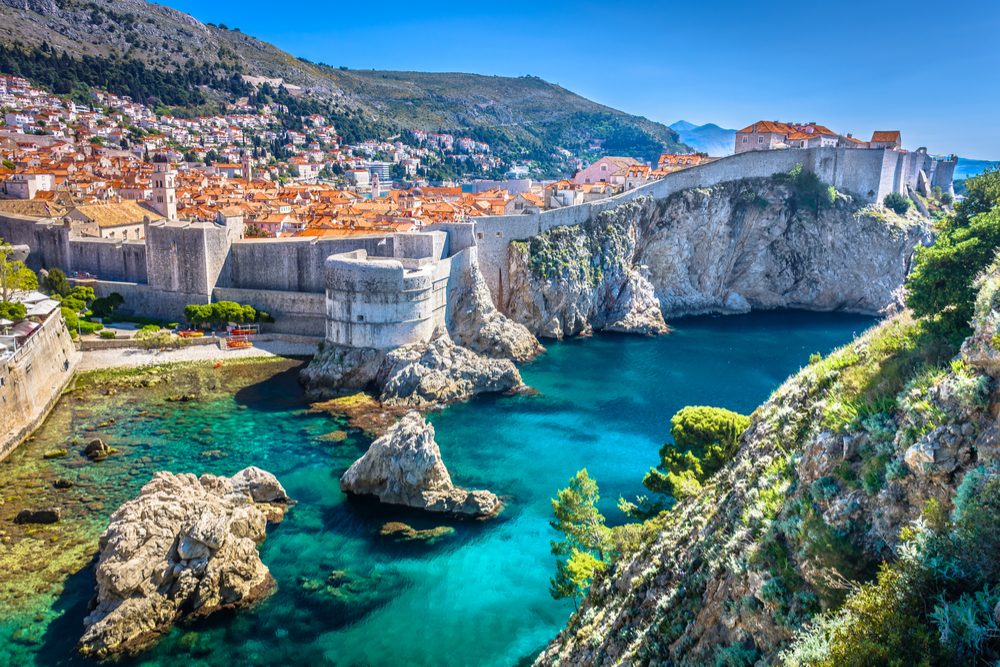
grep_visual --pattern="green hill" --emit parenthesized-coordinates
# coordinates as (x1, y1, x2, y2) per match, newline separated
(0, 0, 687, 174)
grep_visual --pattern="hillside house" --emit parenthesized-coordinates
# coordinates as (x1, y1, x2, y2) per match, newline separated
(573, 156, 641, 186)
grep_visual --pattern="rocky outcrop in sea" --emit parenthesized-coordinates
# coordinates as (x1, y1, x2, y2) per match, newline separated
(302, 336, 524, 408)
(505, 178, 928, 338)
(340, 411, 501, 517)
(78, 467, 292, 660)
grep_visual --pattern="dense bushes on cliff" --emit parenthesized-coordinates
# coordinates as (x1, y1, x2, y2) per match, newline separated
(906, 168, 1000, 339)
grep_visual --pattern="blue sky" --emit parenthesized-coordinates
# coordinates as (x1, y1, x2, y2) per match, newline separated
(160, 0, 1000, 159)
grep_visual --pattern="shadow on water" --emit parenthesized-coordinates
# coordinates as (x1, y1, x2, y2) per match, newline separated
(232, 363, 310, 412)
(35, 559, 96, 667)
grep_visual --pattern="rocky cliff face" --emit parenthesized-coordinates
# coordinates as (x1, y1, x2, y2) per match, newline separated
(505, 179, 928, 338)
(78, 467, 291, 659)
(536, 264, 1000, 666)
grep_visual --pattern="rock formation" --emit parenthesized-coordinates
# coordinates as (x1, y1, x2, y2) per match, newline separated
(340, 411, 501, 517)
(376, 336, 523, 409)
(505, 179, 928, 338)
(447, 255, 544, 361)
(83, 438, 113, 461)
(302, 336, 524, 408)
(14, 508, 60, 524)
(78, 467, 292, 660)
(506, 205, 668, 339)
(535, 263, 1000, 665)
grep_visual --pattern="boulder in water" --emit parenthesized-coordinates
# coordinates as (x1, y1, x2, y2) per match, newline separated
(14, 508, 61, 524)
(340, 412, 501, 518)
(78, 467, 292, 659)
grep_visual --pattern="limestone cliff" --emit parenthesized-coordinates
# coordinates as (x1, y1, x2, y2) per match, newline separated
(536, 264, 1000, 665)
(505, 178, 928, 338)
(447, 255, 544, 361)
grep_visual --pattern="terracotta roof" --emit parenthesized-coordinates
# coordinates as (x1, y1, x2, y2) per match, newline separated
(0, 199, 66, 218)
(70, 201, 162, 227)
(870, 131, 901, 143)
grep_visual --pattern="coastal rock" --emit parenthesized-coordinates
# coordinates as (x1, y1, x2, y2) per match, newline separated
(376, 337, 523, 409)
(299, 344, 386, 399)
(447, 252, 544, 361)
(340, 411, 501, 517)
(505, 180, 928, 338)
(78, 467, 291, 660)
(14, 508, 61, 524)
(83, 438, 113, 461)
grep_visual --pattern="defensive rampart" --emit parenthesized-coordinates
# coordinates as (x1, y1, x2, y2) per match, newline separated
(0, 147, 955, 338)
(0, 309, 80, 461)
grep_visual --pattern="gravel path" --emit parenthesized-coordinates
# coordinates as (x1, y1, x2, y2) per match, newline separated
(78, 339, 319, 371)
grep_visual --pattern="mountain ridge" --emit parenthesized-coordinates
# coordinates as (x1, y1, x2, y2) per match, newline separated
(0, 0, 688, 171)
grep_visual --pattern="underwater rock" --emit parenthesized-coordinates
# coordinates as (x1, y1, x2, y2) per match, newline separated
(340, 411, 501, 518)
(53, 479, 74, 489)
(379, 521, 456, 543)
(83, 439, 113, 462)
(78, 467, 292, 660)
(14, 508, 61, 524)
(43, 449, 68, 459)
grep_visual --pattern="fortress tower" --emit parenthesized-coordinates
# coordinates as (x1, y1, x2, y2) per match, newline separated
(151, 155, 178, 221)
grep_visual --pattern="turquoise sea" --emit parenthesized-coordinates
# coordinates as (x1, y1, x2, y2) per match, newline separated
(0, 310, 874, 667)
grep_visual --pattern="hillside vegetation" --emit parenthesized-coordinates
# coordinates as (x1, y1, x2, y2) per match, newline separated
(0, 0, 687, 173)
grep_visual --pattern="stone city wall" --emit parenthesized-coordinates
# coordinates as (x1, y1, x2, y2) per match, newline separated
(0, 309, 80, 462)
(471, 146, 951, 302)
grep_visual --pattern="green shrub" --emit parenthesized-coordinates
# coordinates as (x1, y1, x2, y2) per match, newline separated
(98, 330, 117, 340)
(884, 192, 912, 215)
(640, 406, 750, 506)
(0, 300, 26, 321)
(78, 320, 103, 335)
(906, 207, 1000, 339)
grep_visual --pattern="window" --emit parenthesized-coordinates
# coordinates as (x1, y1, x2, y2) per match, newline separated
(742, 137, 748, 143)
(758, 136, 764, 143)
(356, 315, 364, 322)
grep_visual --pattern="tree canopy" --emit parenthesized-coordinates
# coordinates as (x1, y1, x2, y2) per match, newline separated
(184, 301, 259, 327)
(637, 406, 751, 512)
(550, 469, 610, 608)
(0, 238, 38, 303)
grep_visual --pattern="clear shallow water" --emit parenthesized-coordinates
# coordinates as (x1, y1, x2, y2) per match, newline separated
(0, 310, 874, 667)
